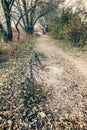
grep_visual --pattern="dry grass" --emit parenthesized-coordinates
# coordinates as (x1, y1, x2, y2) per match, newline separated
(55, 39, 87, 61)
(0, 35, 34, 63)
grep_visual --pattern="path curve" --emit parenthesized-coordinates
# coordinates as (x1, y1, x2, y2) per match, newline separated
(35, 35, 87, 120)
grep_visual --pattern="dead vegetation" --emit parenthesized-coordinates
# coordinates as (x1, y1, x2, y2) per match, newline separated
(0, 35, 87, 129)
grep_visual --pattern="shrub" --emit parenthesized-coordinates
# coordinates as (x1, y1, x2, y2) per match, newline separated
(51, 9, 72, 40)
(67, 12, 87, 47)
(52, 17, 63, 39)
(51, 9, 87, 47)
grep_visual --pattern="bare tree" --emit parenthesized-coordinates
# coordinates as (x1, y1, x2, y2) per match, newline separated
(1, 0, 15, 41)
(13, 0, 57, 38)
(0, 0, 60, 41)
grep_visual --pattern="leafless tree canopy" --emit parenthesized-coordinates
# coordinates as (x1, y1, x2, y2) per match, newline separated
(0, 0, 59, 41)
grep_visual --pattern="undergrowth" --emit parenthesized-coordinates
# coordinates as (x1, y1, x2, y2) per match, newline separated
(0, 38, 34, 67)
(51, 9, 87, 48)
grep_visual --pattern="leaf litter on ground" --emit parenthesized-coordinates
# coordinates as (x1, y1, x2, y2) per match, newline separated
(0, 39, 87, 130)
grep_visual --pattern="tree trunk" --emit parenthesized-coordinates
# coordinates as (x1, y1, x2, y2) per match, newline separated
(26, 26, 34, 35)
(0, 22, 8, 42)
(1, 0, 13, 41)
(5, 15, 13, 41)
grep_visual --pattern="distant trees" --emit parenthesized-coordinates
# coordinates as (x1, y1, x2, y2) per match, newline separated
(0, 0, 58, 41)
(14, 0, 56, 39)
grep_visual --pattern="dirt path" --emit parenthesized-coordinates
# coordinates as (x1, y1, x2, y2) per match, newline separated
(0, 35, 87, 129)
(35, 35, 87, 121)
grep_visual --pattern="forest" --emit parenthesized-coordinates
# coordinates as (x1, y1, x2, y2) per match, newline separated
(0, 0, 87, 129)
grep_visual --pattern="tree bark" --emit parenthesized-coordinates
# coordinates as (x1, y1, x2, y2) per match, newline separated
(5, 15, 13, 41)
(1, 0, 13, 41)
(0, 22, 8, 42)
(26, 26, 34, 35)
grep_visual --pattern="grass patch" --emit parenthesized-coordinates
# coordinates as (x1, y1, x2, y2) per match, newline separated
(0, 38, 34, 66)
(55, 39, 87, 59)
(0, 38, 34, 83)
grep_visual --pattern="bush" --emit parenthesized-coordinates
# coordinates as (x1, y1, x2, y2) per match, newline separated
(51, 9, 72, 40)
(51, 9, 87, 47)
(52, 17, 63, 39)
(67, 12, 87, 47)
